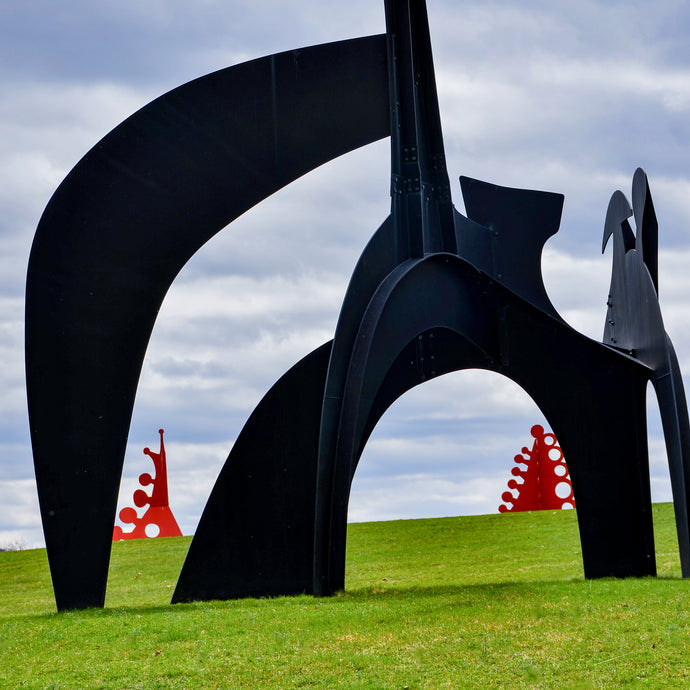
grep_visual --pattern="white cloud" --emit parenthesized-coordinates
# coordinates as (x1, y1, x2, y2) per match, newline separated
(349, 473, 510, 523)
(0, 479, 43, 548)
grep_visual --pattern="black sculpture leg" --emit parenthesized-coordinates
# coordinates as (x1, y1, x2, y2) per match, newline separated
(314, 254, 656, 594)
(653, 336, 690, 576)
(173, 342, 332, 603)
(534, 365, 654, 577)
(600, 170, 690, 576)
(26, 36, 388, 610)
(496, 298, 656, 579)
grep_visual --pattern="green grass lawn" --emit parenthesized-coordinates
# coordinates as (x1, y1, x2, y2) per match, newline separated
(0, 505, 688, 688)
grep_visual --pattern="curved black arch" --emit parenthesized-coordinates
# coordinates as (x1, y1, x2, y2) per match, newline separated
(175, 173, 667, 603)
(313, 253, 656, 594)
(26, 35, 390, 611)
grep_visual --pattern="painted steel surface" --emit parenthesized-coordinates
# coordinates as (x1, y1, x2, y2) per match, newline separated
(26, 0, 690, 610)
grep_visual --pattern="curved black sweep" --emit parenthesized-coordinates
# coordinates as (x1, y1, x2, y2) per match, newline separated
(26, 35, 389, 610)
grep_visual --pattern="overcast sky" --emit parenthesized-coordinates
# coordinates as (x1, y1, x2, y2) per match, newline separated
(1, 0, 689, 549)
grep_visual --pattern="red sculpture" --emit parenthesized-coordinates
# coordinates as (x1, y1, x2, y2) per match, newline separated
(499, 425, 575, 513)
(113, 429, 183, 540)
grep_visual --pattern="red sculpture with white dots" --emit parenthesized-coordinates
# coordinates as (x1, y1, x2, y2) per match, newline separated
(499, 425, 575, 513)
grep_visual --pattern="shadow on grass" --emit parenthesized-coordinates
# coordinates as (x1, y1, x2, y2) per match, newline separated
(31, 573, 689, 621)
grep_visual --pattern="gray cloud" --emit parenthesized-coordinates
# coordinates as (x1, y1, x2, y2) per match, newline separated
(0, 1, 385, 86)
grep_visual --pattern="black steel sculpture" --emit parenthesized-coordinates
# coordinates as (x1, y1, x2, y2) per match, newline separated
(25, 0, 690, 611)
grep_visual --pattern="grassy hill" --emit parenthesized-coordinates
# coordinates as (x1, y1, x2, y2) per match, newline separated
(0, 505, 688, 688)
